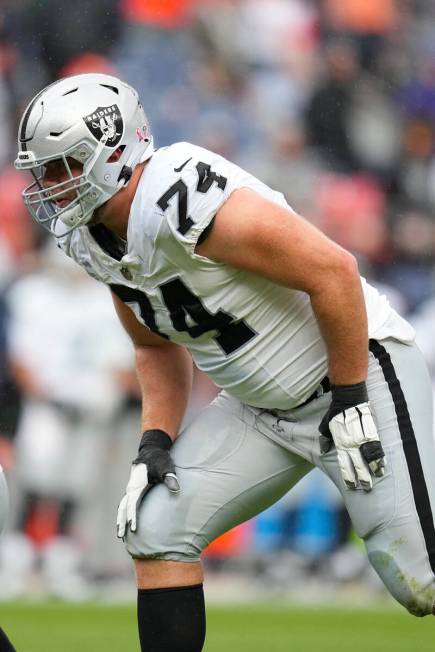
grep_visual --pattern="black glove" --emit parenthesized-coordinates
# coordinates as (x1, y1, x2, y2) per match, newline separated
(133, 429, 180, 490)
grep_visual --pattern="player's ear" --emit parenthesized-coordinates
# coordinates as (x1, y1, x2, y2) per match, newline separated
(107, 147, 124, 163)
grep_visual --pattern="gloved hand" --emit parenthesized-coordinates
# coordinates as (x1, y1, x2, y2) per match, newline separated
(319, 381, 385, 492)
(117, 429, 180, 538)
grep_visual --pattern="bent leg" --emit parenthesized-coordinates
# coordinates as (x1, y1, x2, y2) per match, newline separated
(320, 340, 435, 616)
(365, 340, 435, 616)
(126, 393, 312, 564)
(125, 393, 312, 650)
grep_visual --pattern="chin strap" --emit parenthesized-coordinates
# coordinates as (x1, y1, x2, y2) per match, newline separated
(117, 165, 132, 184)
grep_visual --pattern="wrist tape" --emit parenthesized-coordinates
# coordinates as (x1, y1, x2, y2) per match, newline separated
(330, 381, 368, 411)
(134, 429, 172, 464)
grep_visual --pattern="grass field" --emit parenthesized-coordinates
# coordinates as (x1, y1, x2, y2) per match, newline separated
(1, 601, 434, 652)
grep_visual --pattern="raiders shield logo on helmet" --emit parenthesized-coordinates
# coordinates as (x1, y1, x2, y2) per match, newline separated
(83, 105, 123, 147)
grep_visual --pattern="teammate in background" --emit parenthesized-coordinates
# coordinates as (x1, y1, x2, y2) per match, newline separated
(2, 242, 135, 600)
(15, 74, 435, 651)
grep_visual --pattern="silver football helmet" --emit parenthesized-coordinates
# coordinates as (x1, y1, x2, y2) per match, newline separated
(15, 73, 153, 236)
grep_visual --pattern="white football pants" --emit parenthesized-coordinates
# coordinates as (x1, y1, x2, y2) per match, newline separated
(126, 338, 435, 616)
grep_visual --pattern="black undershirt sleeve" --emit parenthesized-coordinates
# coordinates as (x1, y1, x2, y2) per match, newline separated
(196, 216, 216, 246)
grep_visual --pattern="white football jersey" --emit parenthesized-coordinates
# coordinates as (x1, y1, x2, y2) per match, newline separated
(59, 142, 415, 409)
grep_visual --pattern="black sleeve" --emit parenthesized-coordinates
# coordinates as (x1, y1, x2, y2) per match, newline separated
(196, 216, 216, 246)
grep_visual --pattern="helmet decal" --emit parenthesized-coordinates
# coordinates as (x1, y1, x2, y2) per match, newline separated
(83, 104, 123, 146)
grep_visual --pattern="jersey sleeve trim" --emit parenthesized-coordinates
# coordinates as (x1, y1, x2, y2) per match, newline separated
(196, 216, 216, 246)
(182, 187, 231, 255)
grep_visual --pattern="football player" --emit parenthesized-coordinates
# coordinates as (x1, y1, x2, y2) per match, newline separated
(15, 74, 435, 651)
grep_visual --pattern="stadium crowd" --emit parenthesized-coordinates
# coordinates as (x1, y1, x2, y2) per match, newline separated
(0, 0, 435, 600)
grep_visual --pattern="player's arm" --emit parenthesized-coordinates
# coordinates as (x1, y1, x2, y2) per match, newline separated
(196, 187, 367, 385)
(112, 292, 193, 536)
(197, 188, 385, 491)
(112, 292, 193, 439)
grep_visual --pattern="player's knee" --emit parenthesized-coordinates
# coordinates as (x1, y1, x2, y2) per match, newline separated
(368, 551, 435, 617)
(126, 527, 200, 562)
(124, 486, 202, 562)
(134, 558, 203, 589)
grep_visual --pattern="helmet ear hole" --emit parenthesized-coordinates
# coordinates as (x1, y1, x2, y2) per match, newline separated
(107, 146, 125, 163)
(117, 165, 132, 184)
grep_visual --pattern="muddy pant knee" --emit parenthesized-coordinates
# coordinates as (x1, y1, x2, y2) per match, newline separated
(125, 523, 202, 562)
(369, 550, 435, 617)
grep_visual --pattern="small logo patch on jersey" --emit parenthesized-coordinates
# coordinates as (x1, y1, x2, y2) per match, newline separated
(83, 105, 123, 147)
(174, 157, 192, 173)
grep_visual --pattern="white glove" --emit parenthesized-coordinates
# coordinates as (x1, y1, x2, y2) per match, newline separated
(326, 403, 385, 491)
(116, 463, 148, 539)
(116, 463, 179, 538)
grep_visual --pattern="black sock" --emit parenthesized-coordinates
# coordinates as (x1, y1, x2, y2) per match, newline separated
(137, 583, 205, 652)
(0, 628, 17, 651)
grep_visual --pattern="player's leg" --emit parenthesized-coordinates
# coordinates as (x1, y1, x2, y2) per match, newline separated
(125, 392, 313, 652)
(319, 339, 435, 616)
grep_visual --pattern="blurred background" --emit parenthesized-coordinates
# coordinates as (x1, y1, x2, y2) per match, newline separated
(0, 0, 435, 606)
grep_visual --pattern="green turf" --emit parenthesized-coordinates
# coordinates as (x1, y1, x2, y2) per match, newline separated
(0, 601, 434, 652)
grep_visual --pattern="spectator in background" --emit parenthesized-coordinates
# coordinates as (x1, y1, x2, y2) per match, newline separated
(121, 0, 198, 29)
(321, 0, 399, 73)
(305, 39, 361, 172)
(25, 0, 121, 81)
(197, 0, 318, 135)
(114, 0, 200, 144)
(397, 55, 435, 123)
(1, 0, 121, 119)
(379, 209, 435, 314)
(391, 117, 435, 209)
(58, 53, 118, 80)
(245, 119, 324, 215)
(0, 18, 15, 169)
(0, 166, 39, 287)
(314, 173, 387, 265)
(1, 1, 48, 125)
